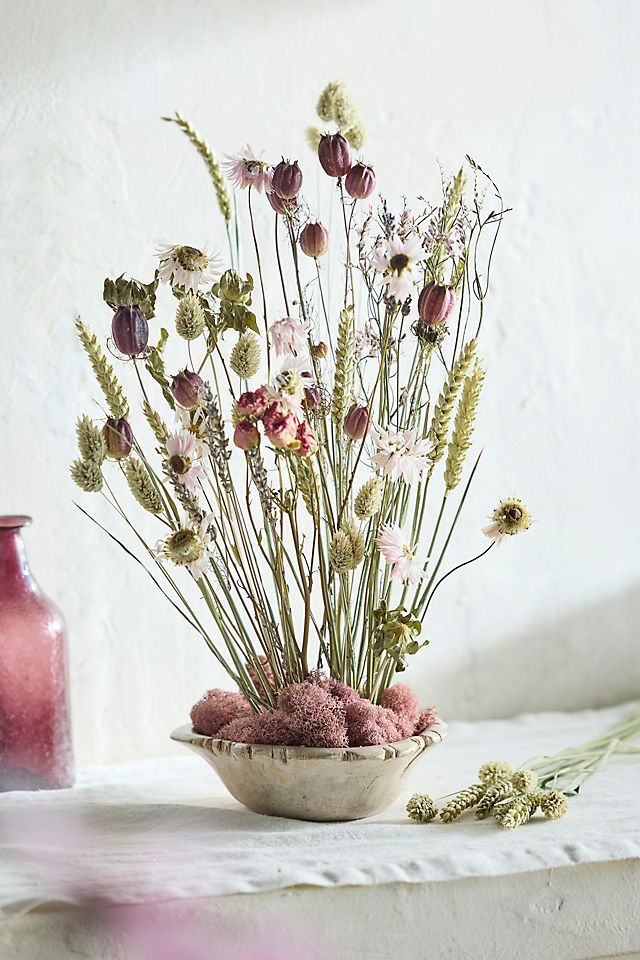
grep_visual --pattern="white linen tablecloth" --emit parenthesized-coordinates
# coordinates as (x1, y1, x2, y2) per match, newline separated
(0, 702, 638, 918)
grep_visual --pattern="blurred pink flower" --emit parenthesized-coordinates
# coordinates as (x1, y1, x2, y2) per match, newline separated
(269, 317, 308, 357)
(294, 420, 318, 457)
(223, 145, 272, 192)
(235, 386, 270, 419)
(263, 403, 299, 448)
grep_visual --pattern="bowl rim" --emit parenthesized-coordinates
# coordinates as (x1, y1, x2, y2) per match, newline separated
(170, 718, 447, 761)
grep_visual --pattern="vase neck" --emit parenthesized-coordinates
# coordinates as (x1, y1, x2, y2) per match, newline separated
(0, 523, 36, 594)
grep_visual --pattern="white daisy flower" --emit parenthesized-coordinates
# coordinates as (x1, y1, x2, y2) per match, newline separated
(373, 234, 424, 302)
(375, 523, 426, 585)
(371, 426, 430, 485)
(154, 513, 214, 578)
(156, 244, 222, 294)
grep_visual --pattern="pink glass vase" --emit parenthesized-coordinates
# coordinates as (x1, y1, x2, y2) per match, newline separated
(0, 516, 74, 790)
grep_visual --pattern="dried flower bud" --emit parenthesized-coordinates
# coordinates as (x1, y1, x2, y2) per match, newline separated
(345, 162, 376, 200)
(102, 417, 133, 460)
(417, 283, 456, 327)
(263, 403, 299, 448)
(406, 793, 438, 823)
(311, 341, 328, 360)
(318, 133, 352, 178)
(540, 790, 569, 821)
(234, 419, 260, 451)
(343, 403, 370, 441)
(214, 270, 253, 305)
(111, 304, 149, 357)
(230, 332, 260, 379)
(271, 160, 303, 200)
(175, 292, 206, 340)
(300, 222, 329, 258)
(170, 369, 206, 409)
(267, 191, 298, 215)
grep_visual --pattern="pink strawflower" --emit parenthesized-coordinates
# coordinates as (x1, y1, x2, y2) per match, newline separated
(223, 145, 272, 193)
(415, 706, 439, 734)
(380, 683, 421, 738)
(165, 429, 205, 489)
(344, 699, 403, 746)
(235, 386, 270, 419)
(234, 419, 260, 450)
(269, 317, 308, 358)
(293, 420, 318, 456)
(190, 689, 252, 736)
(263, 403, 299, 449)
(375, 523, 425, 585)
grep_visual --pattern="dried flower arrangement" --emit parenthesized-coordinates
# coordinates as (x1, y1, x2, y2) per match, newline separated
(71, 81, 531, 748)
(407, 705, 640, 829)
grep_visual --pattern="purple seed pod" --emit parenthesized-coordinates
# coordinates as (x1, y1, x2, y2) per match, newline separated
(417, 283, 456, 327)
(345, 162, 376, 200)
(318, 133, 352, 178)
(343, 403, 370, 441)
(271, 160, 303, 200)
(300, 222, 329, 258)
(111, 305, 149, 357)
(170, 369, 207, 409)
(102, 418, 133, 460)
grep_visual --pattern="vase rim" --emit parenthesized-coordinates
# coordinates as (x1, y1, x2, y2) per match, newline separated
(0, 515, 32, 530)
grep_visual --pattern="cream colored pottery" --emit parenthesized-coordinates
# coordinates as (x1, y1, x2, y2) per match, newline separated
(171, 720, 447, 821)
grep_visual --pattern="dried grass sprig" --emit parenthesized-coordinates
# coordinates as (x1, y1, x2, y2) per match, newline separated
(164, 112, 232, 224)
(142, 400, 169, 448)
(440, 783, 485, 822)
(70, 458, 103, 493)
(354, 476, 384, 520)
(124, 458, 163, 514)
(428, 339, 476, 467)
(475, 779, 513, 819)
(76, 415, 106, 465)
(329, 518, 364, 573)
(331, 307, 355, 428)
(444, 360, 485, 490)
(75, 317, 129, 420)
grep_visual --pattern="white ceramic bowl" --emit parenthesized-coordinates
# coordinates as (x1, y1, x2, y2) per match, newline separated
(171, 720, 447, 821)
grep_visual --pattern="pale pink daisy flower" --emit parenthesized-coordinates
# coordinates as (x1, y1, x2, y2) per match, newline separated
(223, 145, 272, 193)
(371, 426, 430, 484)
(156, 244, 222, 294)
(165, 429, 205, 490)
(373, 234, 424, 301)
(375, 523, 425, 585)
(268, 317, 308, 357)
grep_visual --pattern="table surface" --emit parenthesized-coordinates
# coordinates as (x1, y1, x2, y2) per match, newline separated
(1, 701, 638, 919)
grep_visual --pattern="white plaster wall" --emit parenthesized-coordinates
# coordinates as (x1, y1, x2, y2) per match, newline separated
(1, 0, 638, 765)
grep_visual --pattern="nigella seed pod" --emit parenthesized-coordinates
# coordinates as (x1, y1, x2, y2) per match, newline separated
(343, 403, 370, 441)
(267, 191, 298, 215)
(102, 418, 133, 460)
(345, 162, 376, 200)
(318, 133, 352, 178)
(111, 305, 149, 357)
(304, 384, 322, 410)
(271, 160, 303, 200)
(417, 283, 456, 327)
(170, 369, 206, 409)
(300, 222, 329, 258)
